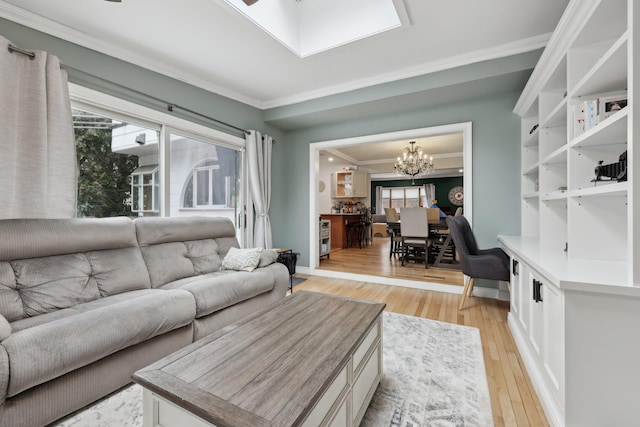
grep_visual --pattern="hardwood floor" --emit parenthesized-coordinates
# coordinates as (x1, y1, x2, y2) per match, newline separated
(318, 236, 464, 286)
(293, 275, 549, 427)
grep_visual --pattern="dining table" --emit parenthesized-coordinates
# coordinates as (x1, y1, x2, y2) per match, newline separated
(386, 219, 459, 269)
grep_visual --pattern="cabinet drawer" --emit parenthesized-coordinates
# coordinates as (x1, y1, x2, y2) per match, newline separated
(353, 319, 380, 373)
(153, 393, 215, 427)
(353, 343, 381, 425)
(327, 397, 348, 427)
(301, 364, 348, 427)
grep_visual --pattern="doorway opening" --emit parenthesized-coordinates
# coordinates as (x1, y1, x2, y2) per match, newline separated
(308, 122, 472, 293)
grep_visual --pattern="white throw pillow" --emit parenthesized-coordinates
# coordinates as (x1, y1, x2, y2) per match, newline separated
(258, 249, 279, 267)
(221, 247, 263, 272)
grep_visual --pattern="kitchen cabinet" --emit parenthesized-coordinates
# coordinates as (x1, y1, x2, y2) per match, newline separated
(332, 171, 367, 198)
(320, 214, 361, 249)
(319, 220, 331, 259)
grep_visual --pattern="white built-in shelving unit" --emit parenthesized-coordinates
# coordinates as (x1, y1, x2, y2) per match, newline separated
(498, 1, 640, 426)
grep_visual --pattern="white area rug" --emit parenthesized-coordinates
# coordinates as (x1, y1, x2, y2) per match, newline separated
(52, 312, 493, 427)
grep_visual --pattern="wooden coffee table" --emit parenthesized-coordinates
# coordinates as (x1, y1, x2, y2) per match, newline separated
(133, 291, 385, 427)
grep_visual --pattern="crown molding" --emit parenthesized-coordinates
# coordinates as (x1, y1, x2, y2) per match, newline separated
(262, 33, 551, 108)
(0, 1, 264, 108)
(0, 0, 553, 111)
(513, 0, 599, 116)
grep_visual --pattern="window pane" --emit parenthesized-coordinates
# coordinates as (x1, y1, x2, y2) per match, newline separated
(143, 186, 153, 210)
(132, 186, 140, 211)
(196, 170, 209, 206)
(73, 109, 159, 217)
(406, 187, 419, 207)
(391, 188, 404, 209)
(171, 134, 242, 230)
(390, 188, 404, 198)
(405, 188, 419, 198)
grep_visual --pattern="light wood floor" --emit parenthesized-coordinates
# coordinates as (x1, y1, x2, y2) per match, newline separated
(318, 236, 464, 286)
(293, 275, 549, 427)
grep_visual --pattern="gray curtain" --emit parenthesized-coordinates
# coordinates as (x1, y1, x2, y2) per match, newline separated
(423, 183, 436, 206)
(0, 37, 76, 219)
(246, 130, 272, 248)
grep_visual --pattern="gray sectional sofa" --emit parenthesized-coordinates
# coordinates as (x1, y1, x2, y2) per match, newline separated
(0, 216, 289, 427)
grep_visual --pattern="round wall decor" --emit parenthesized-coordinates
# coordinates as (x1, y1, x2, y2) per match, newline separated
(448, 186, 464, 206)
(319, 180, 326, 193)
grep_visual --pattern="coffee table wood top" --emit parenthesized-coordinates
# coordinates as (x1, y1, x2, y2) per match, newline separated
(133, 291, 385, 427)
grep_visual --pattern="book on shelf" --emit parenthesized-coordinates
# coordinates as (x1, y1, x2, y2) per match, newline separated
(571, 90, 627, 139)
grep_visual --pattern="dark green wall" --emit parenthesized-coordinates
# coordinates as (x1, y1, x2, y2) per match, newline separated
(370, 177, 464, 214)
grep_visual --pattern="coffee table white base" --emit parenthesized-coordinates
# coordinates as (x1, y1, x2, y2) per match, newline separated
(142, 317, 382, 427)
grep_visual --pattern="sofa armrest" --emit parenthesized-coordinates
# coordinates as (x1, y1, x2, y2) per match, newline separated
(0, 315, 10, 342)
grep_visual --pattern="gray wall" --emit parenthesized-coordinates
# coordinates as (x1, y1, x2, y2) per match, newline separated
(2, 19, 522, 289)
(276, 91, 522, 269)
(1, 18, 289, 237)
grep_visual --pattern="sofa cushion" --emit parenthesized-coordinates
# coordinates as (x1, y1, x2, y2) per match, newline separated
(135, 217, 241, 287)
(135, 216, 237, 246)
(0, 217, 144, 321)
(185, 239, 222, 274)
(0, 217, 137, 261)
(0, 262, 22, 322)
(160, 264, 282, 318)
(86, 247, 151, 296)
(140, 242, 194, 288)
(0, 345, 8, 405)
(11, 254, 100, 318)
(2, 289, 196, 398)
(0, 314, 10, 341)
(258, 249, 279, 267)
(221, 247, 262, 272)
(9, 289, 159, 333)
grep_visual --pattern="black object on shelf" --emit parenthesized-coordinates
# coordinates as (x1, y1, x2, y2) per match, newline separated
(592, 150, 627, 185)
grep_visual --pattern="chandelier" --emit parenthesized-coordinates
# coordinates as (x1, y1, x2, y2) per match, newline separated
(393, 141, 434, 184)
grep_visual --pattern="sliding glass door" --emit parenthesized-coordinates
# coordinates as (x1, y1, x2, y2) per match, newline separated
(168, 131, 244, 240)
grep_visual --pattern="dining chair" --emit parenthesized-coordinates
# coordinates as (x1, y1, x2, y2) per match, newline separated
(385, 208, 402, 257)
(399, 207, 431, 268)
(426, 208, 441, 224)
(384, 208, 400, 222)
(446, 215, 510, 310)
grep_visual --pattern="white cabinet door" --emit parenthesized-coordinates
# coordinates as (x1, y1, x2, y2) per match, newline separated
(352, 171, 368, 197)
(542, 280, 563, 403)
(517, 261, 530, 334)
(528, 271, 544, 359)
(509, 257, 520, 317)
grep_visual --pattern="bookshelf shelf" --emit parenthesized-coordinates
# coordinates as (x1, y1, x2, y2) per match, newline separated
(507, 1, 638, 425)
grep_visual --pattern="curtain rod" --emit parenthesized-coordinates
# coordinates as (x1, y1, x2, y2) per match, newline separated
(7, 44, 276, 143)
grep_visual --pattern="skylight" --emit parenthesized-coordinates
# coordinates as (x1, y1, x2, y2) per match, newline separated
(222, 0, 409, 57)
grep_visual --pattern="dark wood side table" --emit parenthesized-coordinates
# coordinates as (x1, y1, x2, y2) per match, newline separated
(275, 248, 298, 292)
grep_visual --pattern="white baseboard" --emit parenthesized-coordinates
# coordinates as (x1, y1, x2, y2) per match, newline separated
(295, 266, 509, 301)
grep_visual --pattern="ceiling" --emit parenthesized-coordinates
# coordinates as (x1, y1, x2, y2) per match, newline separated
(321, 134, 463, 180)
(1, 0, 569, 177)
(0, 0, 569, 109)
